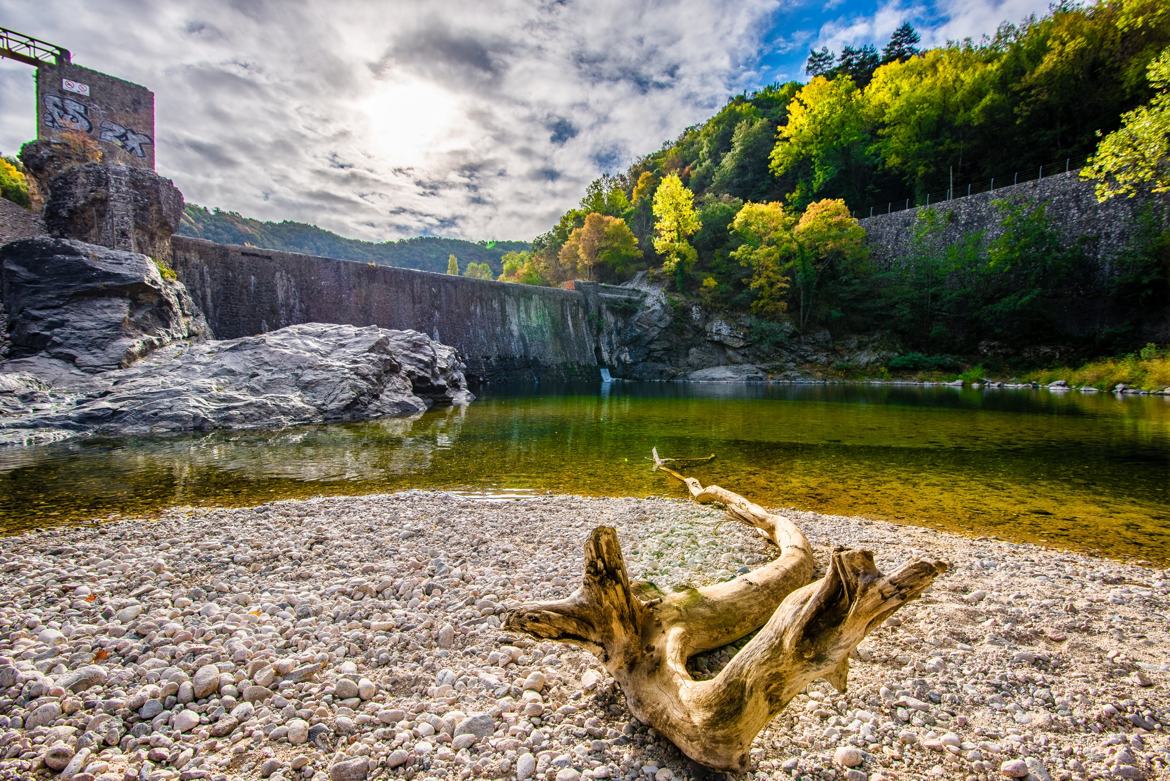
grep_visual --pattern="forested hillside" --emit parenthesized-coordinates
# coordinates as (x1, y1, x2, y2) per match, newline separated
(179, 205, 529, 276)
(501, 0, 1169, 362)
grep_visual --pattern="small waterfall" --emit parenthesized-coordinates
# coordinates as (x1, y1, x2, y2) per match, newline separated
(600, 367, 613, 383)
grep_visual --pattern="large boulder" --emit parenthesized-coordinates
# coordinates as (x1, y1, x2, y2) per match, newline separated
(1, 237, 208, 372)
(42, 163, 184, 261)
(0, 323, 473, 443)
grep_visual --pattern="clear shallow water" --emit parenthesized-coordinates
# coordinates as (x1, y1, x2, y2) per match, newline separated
(1, 382, 1168, 564)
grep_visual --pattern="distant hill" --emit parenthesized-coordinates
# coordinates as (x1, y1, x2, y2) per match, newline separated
(178, 205, 530, 275)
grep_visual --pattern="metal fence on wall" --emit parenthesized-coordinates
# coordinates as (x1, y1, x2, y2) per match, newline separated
(862, 156, 1090, 219)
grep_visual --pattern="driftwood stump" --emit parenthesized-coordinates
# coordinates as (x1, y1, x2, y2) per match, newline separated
(504, 449, 947, 771)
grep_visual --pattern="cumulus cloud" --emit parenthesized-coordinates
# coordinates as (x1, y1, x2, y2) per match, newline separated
(0, 0, 781, 240)
(0, 0, 1057, 241)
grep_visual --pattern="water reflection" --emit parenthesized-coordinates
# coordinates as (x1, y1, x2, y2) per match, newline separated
(1, 383, 1167, 564)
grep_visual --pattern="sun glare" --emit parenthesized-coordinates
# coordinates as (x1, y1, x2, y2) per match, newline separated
(361, 79, 463, 166)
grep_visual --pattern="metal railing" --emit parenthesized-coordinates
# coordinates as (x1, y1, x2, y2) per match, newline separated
(0, 26, 70, 67)
(862, 156, 1089, 219)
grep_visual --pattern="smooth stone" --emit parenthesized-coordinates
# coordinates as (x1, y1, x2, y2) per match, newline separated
(516, 753, 536, 780)
(58, 665, 108, 693)
(287, 718, 309, 745)
(356, 678, 375, 700)
(454, 713, 495, 739)
(173, 710, 199, 733)
(192, 665, 220, 699)
(329, 757, 369, 781)
(834, 746, 864, 768)
(242, 685, 273, 703)
(333, 679, 360, 700)
(27, 702, 62, 729)
(43, 743, 75, 771)
(386, 749, 409, 769)
(1001, 759, 1029, 778)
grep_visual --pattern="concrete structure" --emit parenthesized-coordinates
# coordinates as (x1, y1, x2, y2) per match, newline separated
(170, 237, 630, 382)
(859, 170, 1170, 272)
(36, 61, 155, 169)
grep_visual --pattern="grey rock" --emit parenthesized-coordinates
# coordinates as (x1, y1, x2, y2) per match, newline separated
(333, 678, 360, 700)
(27, 701, 62, 729)
(42, 162, 184, 262)
(191, 664, 219, 699)
(58, 665, 107, 692)
(682, 364, 767, 382)
(1, 323, 472, 443)
(1, 237, 207, 373)
(454, 713, 495, 739)
(1000, 759, 1029, 778)
(329, 757, 368, 781)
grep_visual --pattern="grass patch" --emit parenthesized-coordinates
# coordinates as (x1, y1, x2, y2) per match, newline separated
(1020, 344, 1170, 391)
(152, 257, 178, 283)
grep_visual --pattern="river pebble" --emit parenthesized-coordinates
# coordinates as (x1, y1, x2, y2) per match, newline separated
(0, 491, 1166, 780)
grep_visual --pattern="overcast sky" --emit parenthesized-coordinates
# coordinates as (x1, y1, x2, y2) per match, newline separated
(0, 0, 1052, 242)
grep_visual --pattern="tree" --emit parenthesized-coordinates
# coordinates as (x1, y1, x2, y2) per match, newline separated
(806, 47, 836, 77)
(770, 76, 874, 209)
(838, 45, 881, 88)
(652, 174, 701, 286)
(498, 250, 549, 286)
(863, 46, 996, 199)
(882, 23, 922, 63)
(446, 254, 459, 275)
(558, 213, 644, 282)
(790, 199, 868, 330)
(710, 118, 781, 201)
(463, 261, 494, 280)
(0, 156, 30, 208)
(1082, 45, 1170, 200)
(729, 201, 797, 319)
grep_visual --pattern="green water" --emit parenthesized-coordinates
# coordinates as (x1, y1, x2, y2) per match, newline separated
(2, 382, 1168, 564)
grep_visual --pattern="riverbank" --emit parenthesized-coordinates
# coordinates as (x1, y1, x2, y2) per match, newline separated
(1, 492, 1167, 781)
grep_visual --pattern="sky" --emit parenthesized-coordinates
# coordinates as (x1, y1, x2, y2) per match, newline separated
(0, 0, 1054, 242)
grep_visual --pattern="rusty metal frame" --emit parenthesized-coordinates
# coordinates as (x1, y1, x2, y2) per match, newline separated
(0, 26, 70, 67)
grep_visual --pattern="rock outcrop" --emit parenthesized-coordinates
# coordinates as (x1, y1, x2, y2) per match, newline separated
(1, 237, 207, 371)
(0, 323, 473, 445)
(19, 139, 184, 261)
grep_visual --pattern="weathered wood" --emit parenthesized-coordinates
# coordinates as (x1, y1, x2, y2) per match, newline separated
(505, 450, 947, 771)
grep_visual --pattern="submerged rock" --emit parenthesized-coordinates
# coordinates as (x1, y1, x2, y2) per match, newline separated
(0, 322, 472, 443)
(1, 237, 208, 371)
(683, 364, 767, 382)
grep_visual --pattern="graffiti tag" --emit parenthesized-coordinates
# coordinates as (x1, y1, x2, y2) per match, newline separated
(99, 120, 153, 159)
(43, 94, 92, 133)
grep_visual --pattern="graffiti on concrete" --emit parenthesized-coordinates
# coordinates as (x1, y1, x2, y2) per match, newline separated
(43, 94, 92, 133)
(98, 120, 152, 158)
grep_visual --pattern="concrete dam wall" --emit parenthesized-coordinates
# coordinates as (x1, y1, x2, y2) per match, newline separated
(171, 237, 613, 382)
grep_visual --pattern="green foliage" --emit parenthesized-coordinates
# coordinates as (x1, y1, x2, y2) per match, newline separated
(463, 261, 493, 280)
(447, 254, 460, 275)
(498, 250, 549, 286)
(769, 76, 874, 209)
(1082, 44, 1170, 199)
(179, 205, 528, 276)
(789, 199, 869, 331)
(882, 23, 922, 64)
(152, 257, 178, 283)
(0, 155, 30, 208)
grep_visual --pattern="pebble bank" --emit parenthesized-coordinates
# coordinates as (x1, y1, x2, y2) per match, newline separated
(1, 492, 1167, 781)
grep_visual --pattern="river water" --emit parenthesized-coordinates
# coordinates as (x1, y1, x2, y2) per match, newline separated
(2, 382, 1167, 564)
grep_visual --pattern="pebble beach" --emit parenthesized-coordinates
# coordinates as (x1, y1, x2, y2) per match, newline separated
(0, 491, 1167, 781)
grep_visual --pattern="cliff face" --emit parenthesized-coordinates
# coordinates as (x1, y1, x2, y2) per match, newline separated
(171, 237, 608, 383)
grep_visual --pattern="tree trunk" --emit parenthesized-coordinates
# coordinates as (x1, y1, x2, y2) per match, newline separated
(504, 450, 947, 771)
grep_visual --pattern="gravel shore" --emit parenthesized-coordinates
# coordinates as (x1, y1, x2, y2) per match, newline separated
(1, 491, 1167, 781)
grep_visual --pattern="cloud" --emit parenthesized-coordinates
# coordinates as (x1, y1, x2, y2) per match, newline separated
(0, 0, 1057, 242)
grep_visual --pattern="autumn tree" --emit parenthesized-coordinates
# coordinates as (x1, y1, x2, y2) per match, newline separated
(729, 201, 796, 319)
(558, 213, 644, 282)
(1083, 45, 1170, 200)
(790, 199, 868, 331)
(446, 254, 459, 275)
(463, 261, 494, 280)
(653, 174, 701, 287)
